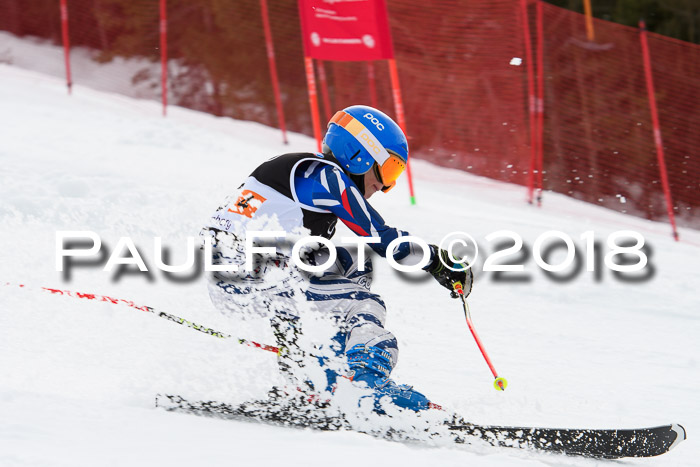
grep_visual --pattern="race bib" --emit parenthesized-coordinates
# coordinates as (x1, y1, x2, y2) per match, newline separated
(228, 190, 266, 219)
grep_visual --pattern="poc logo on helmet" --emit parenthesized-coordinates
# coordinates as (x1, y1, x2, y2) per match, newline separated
(360, 132, 381, 155)
(363, 113, 384, 131)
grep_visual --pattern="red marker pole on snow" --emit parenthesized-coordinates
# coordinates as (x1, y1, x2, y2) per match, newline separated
(453, 282, 508, 391)
(159, 0, 168, 116)
(59, 0, 72, 95)
(260, 0, 288, 145)
(519, 0, 537, 205)
(639, 20, 679, 241)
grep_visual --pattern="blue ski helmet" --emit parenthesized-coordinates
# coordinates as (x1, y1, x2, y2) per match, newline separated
(323, 105, 408, 190)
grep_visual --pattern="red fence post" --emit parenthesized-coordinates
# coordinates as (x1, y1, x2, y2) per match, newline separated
(260, 0, 288, 144)
(316, 60, 332, 122)
(639, 21, 679, 241)
(304, 57, 322, 152)
(59, 0, 72, 95)
(520, 0, 537, 205)
(160, 0, 167, 116)
(535, 0, 544, 206)
(388, 58, 417, 205)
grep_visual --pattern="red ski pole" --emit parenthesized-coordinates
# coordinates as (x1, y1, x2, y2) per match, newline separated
(453, 282, 508, 391)
(3, 282, 280, 354)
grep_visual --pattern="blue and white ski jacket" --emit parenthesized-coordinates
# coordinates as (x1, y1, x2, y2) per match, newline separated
(207, 152, 428, 263)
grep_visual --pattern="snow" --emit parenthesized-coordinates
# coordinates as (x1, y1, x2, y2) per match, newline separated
(0, 31, 163, 104)
(1, 38, 700, 466)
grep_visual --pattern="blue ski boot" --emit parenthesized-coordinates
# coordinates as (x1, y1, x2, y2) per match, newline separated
(346, 344, 431, 413)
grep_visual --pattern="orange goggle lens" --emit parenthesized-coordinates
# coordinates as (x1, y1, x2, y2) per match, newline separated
(377, 152, 406, 192)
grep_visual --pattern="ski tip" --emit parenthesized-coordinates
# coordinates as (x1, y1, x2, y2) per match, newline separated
(669, 423, 687, 451)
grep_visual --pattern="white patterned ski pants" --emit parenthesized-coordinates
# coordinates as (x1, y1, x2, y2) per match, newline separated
(207, 244, 399, 371)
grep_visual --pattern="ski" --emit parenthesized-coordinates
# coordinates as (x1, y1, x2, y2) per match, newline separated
(155, 394, 685, 459)
(448, 421, 685, 459)
(156, 393, 346, 431)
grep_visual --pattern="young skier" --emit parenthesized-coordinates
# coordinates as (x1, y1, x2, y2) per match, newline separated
(204, 105, 472, 413)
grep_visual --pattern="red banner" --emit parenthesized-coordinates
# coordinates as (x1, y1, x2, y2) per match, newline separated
(298, 0, 394, 61)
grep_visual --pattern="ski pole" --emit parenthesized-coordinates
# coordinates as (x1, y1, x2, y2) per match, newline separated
(5, 282, 449, 410)
(453, 281, 508, 391)
(3, 282, 280, 354)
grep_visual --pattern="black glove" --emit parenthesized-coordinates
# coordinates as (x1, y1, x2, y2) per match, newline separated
(425, 245, 473, 299)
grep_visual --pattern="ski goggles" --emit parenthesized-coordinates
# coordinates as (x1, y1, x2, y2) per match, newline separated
(330, 110, 407, 192)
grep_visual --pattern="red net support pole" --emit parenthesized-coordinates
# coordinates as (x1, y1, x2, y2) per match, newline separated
(388, 58, 416, 205)
(160, 0, 167, 117)
(260, 0, 288, 144)
(639, 21, 679, 241)
(59, 0, 72, 95)
(367, 61, 377, 108)
(304, 56, 322, 152)
(316, 60, 332, 122)
(535, 0, 544, 206)
(519, 0, 537, 205)
(583, 0, 595, 41)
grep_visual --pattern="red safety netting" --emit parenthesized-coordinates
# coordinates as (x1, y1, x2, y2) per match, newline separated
(0, 0, 61, 41)
(164, 0, 310, 132)
(332, 0, 530, 185)
(1, 0, 698, 229)
(645, 33, 700, 225)
(538, 2, 700, 227)
(59, 0, 161, 104)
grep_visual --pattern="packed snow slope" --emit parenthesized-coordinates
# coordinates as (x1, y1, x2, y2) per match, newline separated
(1, 64, 699, 467)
